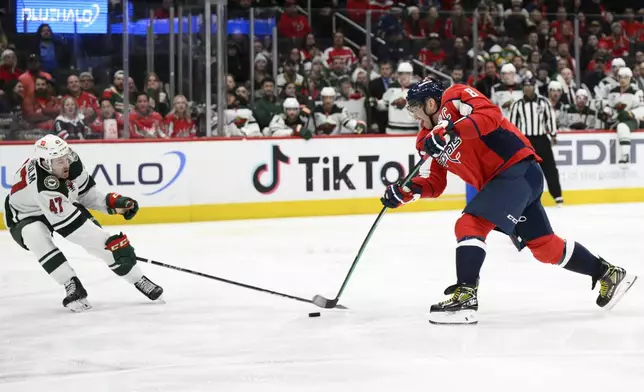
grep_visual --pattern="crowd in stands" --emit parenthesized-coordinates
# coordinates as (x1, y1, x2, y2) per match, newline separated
(0, 0, 642, 141)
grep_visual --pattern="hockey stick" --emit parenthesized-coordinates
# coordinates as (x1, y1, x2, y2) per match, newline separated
(137, 256, 347, 308)
(312, 118, 466, 309)
(311, 157, 427, 309)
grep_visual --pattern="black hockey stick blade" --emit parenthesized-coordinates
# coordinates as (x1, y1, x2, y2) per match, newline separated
(312, 294, 347, 309)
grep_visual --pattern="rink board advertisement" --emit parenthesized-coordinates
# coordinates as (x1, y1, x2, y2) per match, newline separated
(1, 132, 643, 229)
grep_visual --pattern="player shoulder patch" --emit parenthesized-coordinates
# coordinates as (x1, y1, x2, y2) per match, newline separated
(44, 175, 60, 190)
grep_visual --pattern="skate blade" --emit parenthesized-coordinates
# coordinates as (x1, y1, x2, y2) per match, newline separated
(152, 294, 166, 304)
(66, 298, 92, 313)
(429, 309, 478, 325)
(604, 274, 637, 311)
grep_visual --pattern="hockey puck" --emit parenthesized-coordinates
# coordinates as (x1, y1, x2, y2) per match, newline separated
(308, 312, 321, 318)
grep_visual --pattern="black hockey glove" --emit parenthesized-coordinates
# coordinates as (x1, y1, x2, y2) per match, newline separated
(106, 192, 139, 220)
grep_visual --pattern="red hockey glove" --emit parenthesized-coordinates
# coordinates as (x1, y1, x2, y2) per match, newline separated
(106, 192, 139, 220)
(381, 180, 423, 209)
(423, 120, 454, 157)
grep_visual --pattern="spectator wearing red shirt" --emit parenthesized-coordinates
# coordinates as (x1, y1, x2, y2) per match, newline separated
(153, 0, 173, 19)
(0, 50, 22, 87)
(425, 7, 443, 35)
(419, 33, 446, 67)
(403, 6, 428, 39)
(64, 74, 99, 123)
(165, 95, 196, 138)
(346, 0, 370, 24)
(322, 32, 358, 69)
(475, 5, 497, 41)
(277, 0, 311, 39)
(620, 8, 642, 42)
(18, 54, 53, 101)
(90, 98, 124, 139)
(129, 93, 167, 139)
(600, 22, 630, 57)
(550, 6, 573, 39)
(22, 76, 59, 130)
(444, 4, 471, 41)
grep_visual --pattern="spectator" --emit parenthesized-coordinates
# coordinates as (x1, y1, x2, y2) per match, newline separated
(253, 77, 282, 130)
(64, 75, 99, 123)
(556, 42, 576, 73)
(583, 58, 606, 93)
(226, 74, 237, 94)
(620, 8, 642, 43)
(301, 34, 322, 63)
(378, 28, 411, 64)
(165, 95, 196, 138)
(322, 32, 357, 70)
(347, 0, 371, 25)
(234, 85, 251, 107)
(581, 34, 599, 72)
(600, 22, 630, 58)
(277, 59, 304, 93)
(550, 6, 572, 41)
(321, 56, 349, 90)
(90, 98, 124, 139)
(22, 76, 59, 130)
(253, 54, 271, 93)
(288, 48, 304, 70)
(542, 36, 559, 69)
(526, 50, 542, 75)
(419, 33, 446, 68)
(278, 0, 311, 39)
(145, 72, 169, 117)
(425, 6, 444, 36)
(54, 97, 90, 140)
(537, 20, 552, 48)
(467, 39, 490, 64)
(582, 0, 605, 23)
(129, 93, 166, 139)
(445, 3, 471, 41)
(0, 80, 28, 133)
(587, 20, 605, 41)
(338, 77, 363, 100)
(79, 72, 101, 98)
(403, 6, 428, 39)
(301, 78, 320, 102)
(377, 3, 405, 40)
(636, 51, 644, 66)
(475, 61, 501, 98)
(0, 50, 21, 87)
(503, 0, 530, 41)
(358, 56, 381, 81)
(445, 37, 471, 71)
(153, 0, 173, 19)
(512, 55, 529, 83)
(368, 60, 394, 132)
(475, 4, 498, 41)
(635, 62, 644, 91)
(32, 24, 72, 78)
(489, 32, 521, 67)
(102, 71, 130, 113)
(521, 32, 540, 57)
(227, 42, 249, 86)
(253, 38, 272, 63)
(18, 54, 53, 101)
(557, 68, 586, 106)
(535, 64, 552, 96)
(450, 66, 466, 85)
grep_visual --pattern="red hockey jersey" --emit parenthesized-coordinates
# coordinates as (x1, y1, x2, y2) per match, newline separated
(412, 84, 539, 196)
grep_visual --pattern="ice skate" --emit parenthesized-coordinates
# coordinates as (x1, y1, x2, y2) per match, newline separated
(429, 284, 478, 325)
(594, 259, 637, 310)
(618, 153, 630, 168)
(135, 276, 164, 302)
(555, 197, 564, 207)
(62, 277, 91, 312)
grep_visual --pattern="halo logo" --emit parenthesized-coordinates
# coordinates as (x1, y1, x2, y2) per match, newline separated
(17, 1, 108, 34)
(253, 145, 290, 194)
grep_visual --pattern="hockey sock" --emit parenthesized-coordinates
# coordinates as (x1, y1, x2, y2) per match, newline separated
(39, 248, 76, 285)
(620, 141, 631, 158)
(455, 237, 486, 286)
(558, 241, 603, 277)
(117, 264, 144, 284)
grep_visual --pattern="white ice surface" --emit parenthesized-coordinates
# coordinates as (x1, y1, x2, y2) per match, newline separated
(1, 203, 644, 392)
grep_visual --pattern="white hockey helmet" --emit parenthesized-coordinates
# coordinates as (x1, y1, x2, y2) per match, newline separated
(618, 67, 633, 78)
(548, 81, 563, 91)
(397, 62, 413, 74)
(611, 58, 626, 69)
(283, 97, 300, 110)
(575, 89, 590, 99)
(500, 63, 516, 74)
(34, 134, 73, 173)
(321, 87, 336, 97)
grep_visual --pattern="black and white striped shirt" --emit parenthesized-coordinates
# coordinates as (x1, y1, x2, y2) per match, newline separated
(509, 94, 557, 137)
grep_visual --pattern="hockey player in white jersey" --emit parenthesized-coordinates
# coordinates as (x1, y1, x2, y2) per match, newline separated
(218, 92, 262, 137)
(594, 58, 626, 104)
(3, 135, 164, 312)
(602, 67, 644, 164)
(560, 89, 602, 130)
(306, 87, 366, 135)
(372, 62, 419, 134)
(490, 63, 523, 119)
(264, 98, 310, 139)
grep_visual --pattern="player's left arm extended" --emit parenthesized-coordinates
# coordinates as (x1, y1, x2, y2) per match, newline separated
(448, 88, 504, 140)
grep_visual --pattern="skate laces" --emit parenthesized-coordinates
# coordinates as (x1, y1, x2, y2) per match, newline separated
(64, 279, 76, 296)
(136, 278, 156, 294)
(598, 267, 617, 298)
(439, 287, 471, 306)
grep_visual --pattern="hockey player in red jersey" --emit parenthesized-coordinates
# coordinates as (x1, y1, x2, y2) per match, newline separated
(380, 78, 637, 324)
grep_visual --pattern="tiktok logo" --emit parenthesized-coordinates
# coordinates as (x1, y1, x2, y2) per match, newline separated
(253, 145, 290, 194)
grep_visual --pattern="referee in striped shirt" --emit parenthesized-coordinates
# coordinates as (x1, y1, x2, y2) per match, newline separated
(509, 77, 564, 206)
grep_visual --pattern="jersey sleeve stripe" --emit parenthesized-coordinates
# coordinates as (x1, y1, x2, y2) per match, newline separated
(55, 212, 88, 238)
(78, 176, 96, 196)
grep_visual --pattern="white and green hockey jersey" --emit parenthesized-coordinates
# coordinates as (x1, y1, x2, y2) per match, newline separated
(376, 82, 419, 135)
